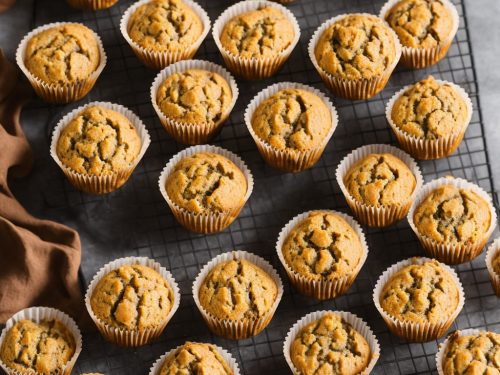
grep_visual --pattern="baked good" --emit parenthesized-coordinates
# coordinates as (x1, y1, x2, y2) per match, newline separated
(66, 0, 118, 10)
(486, 239, 500, 297)
(493, 251, 500, 276)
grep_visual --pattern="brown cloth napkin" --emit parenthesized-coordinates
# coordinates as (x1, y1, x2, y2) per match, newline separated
(0, 50, 84, 324)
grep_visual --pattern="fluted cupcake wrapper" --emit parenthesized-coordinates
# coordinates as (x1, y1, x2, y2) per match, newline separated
(120, 0, 211, 70)
(50, 101, 151, 194)
(407, 177, 497, 264)
(192, 250, 284, 340)
(485, 237, 500, 296)
(150, 59, 239, 145)
(385, 79, 473, 160)
(373, 257, 465, 342)
(84, 257, 181, 347)
(335, 143, 423, 227)
(435, 328, 484, 375)
(308, 13, 402, 100)
(16, 22, 107, 103)
(0, 307, 82, 375)
(66, 0, 118, 10)
(244, 82, 338, 172)
(212, 0, 300, 80)
(276, 210, 368, 300)
(283, 310, 380, 375)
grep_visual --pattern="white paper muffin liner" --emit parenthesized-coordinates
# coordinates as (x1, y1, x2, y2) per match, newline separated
(148, 342, 241, 375)
(50, 101, 151, 194)
(66, 0, 118, 10)
(283, 310, 380, 375)
(84, 257, 181, 347)
(486, 237, 500, 297)
(0, 307, 82, 375)
(379, 0, 459, 69)
(373, 257, 465, 342)
(244, 82, 338, 172)
(407, 177, 497, 264)
(120, 0, 211, 70)
(385, 79, 473, 160)
(151, 59, 239, 145)
(212, 0, 300, 80)
(335, 144, 424, 227)
(16, 22, 107, 103)
(308, 13, 402, 100)
(276, 210, 368, 300)
(158, 145, 254, 233)
(192, 250, 284, 340)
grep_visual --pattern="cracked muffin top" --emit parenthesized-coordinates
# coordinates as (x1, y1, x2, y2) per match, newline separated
(251, 88, 332, 151)
(25, 23, 100, 85)
(343, 153, 417, 207)
(220, 6, 295, 59)
(290, 312, 371, 375)
(391, 76, 469, 140)
(441, 331, 500, 375)
(380, 259, 460, 324)
(56, 105, 141, 176)
(156, 69, 233, 125)
(198, 258, 278, 320)
(314, 14, 397, 80)
(158, 342, 233, 375)
(413, 184, 491, 245)
(165, 152, 247, 214)
(385, 0, 454, 49)
(282, 211, 364, 281)
(90, 264, 175, 330)
(0, 319, 76, 374)
(127, 0, 203, 52)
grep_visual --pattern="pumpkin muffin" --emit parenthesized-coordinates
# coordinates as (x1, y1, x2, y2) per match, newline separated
(66, 0, 118, 10)
(489, 244, 500, 296)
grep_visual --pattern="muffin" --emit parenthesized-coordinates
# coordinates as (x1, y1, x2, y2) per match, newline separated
(381, 0, 459, 68)
(66, 0, 118, 10)
(310, 13, 401, 100)
(387, 76, 472, 160)
(213, 1, 300, 79)
(486, 238, 500, 297)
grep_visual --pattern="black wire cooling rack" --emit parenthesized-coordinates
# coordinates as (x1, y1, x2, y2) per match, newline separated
(13, 0, 500, 374)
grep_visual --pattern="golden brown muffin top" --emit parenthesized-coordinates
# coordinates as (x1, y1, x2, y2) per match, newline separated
(413, 184, 491, 245)
(493, 250, 500, 276)
(343, 153, 417, 207)
(220, 6, 295, 59)
(282, 211, 364, 281)
(90, 264, 174, 330)
(156, 69, 233, 125)
(290, 313, 371, 375)
(159, 342, 233, 375)
(25, 23, 100, 85)
(380, 259, 460, 324)
(128, 0, 203, 52)
(198, 258, 278, 320)
(251, 88, 332, 151)
(385, 0, 454, 49)
(0, 319, 76, 374)
(442, 331, 500, 375)
(56, 105, 142, 176)
(391, 76, 469, 140)
(314, 14, 397, 80)
(166, 152, 247, 215)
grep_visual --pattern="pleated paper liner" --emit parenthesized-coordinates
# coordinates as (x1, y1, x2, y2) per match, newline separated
(66, 0, 118, 10)
(308, 13, 402, 100)
(385, 79, 473, 160)
(120, 0, 211, 70)
(84, 257, 181, 347)
(379, 0, 459, 69)
(50, 101, 151, 195)
(335, 143, 423, 227)
(212, 0, 300, 80)
(150, 59, 239, 145)
(0, 306, 82, 375)
(486, 237, 500, 296)
(192, 250, 284, 340)
(158, 145, 254, 234)
(16, 22, 107, 103)
(244, 82, 338, 172)
(276, 210, 368, 300)
(283, 310, 380, 375)
(148, 342, 241, 375)
(373, 257, 465, 342)
(407, 177, 497, 264)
